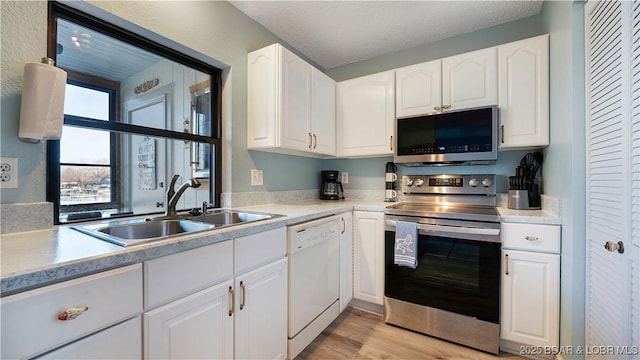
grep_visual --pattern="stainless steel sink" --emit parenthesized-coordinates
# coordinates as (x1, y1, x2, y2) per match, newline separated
(72, 210, 282, 247)
(73, 219, 215, 247)
(188, 210, 274, 226)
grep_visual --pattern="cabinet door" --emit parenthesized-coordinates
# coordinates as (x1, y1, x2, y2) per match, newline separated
(353, 211, 385, 305)
(337, 71, 395, 157)
(247, 44, 278, 148)
(280, 47, 312, 152)
(498, 35, 549, 149)
(395, 60, 442, 117)
(311, 68, 336, 156)
(39, 317, 141, 360)
(501, 249, 559, 347)
(235, 258, 288, 360)
(442, 47, 497, 111)
(144, 280, 234, 360)
(339, 212, 354, 312)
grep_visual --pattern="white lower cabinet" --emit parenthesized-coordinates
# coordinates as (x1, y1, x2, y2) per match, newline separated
(235, 258, 288, 360)
(339, 212, 354, 312)
(39, 317, 142, 359)
(1, 264, 142, 360)
(144, 281, 234, 359)
(500, 222, 560, 352)
(143, 227, 287, 360)
(353, 211, 385, 306)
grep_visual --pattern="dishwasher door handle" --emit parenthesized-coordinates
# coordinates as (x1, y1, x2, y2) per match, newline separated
(386, 220, 500, 236)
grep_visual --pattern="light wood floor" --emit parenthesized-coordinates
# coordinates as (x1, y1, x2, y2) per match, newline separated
(296, 307, 525, 360)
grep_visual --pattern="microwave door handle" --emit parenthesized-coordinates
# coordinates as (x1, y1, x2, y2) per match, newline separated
(386, 220, 500, 237)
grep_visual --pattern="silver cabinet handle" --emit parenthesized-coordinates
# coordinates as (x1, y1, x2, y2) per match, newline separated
(525, 235, 539, 241)
(313, 134, 317, 149)
(390, 136, 393, 151)
(442, 104, 451, 110)
(505, 254, 509, 275)
(501, 125, 505, 144)
(228, 286, 234, 316)
(341, 217, 346, 234)
(434, 106, 441, 111)
(308, 133, 313, 149)
(604, 241, 624, 254)
(240, 281, 246, 310)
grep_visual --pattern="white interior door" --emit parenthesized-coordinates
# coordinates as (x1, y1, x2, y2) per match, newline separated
(123, 89, 169, 214)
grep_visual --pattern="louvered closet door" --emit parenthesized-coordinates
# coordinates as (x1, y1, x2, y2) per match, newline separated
(629, 0, 640, 351)
(585, 0, 639, 356)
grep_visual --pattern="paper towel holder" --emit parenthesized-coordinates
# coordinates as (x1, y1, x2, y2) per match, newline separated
(18, 57, 67, 143)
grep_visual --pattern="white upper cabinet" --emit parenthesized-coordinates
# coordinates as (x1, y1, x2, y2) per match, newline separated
(280, 47, 312, 152)
(442, 47, 498, 111)
(247, 44, 336, 157)
(337, 71, 395, 157)
(395, 60, 442, 117)
(311, 68, 336, 155)
(395, 48, 497, 118)
(498, 34, 549, 149)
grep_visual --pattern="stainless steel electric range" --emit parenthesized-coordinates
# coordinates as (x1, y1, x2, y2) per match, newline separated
(384, 174, 501, 354)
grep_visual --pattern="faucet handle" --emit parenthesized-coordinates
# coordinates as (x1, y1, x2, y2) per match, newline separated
(202, 201, 210, 214)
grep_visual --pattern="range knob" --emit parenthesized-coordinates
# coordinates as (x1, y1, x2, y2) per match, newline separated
(405, 178, 414, 187)
(468, 178, 479, 187)
(481, 178, 492, 187)
(414, 179, 425, 187)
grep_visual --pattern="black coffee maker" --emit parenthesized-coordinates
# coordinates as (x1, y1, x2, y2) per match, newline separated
(320, 170, 344, 200)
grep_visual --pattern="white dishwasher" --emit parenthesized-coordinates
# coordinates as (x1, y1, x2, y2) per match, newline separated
(287, 215, 340, 359)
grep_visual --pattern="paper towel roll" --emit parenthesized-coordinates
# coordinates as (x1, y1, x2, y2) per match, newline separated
(18, 58, 67, 143)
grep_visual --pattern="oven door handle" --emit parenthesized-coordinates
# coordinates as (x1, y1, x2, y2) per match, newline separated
(386, 220, 500, 237)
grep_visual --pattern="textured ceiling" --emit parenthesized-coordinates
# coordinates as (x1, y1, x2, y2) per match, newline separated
(229, 1, 544, 69)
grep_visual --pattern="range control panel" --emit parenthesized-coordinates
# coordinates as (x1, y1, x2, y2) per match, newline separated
(401, 174, 496, 196)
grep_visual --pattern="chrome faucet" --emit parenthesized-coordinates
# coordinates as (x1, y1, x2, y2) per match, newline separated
(165, 174, 201, 216)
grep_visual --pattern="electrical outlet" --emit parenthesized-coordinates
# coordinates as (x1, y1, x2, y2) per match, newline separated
(0, 157, 18, 189)
(341, 172, 348, 184)
(251, 169, 263, 186)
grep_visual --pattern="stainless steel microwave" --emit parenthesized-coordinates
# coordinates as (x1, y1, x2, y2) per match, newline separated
(394, 106, 498, 166)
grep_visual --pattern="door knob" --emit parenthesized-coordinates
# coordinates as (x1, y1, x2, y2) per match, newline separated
(604, 241, 624, 254)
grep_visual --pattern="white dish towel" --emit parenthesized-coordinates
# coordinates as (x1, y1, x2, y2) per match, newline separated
(394, 221, 418, 269)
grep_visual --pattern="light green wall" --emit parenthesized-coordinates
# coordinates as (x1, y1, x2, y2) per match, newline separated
(1, 1, 49, 204)
(0, 0, 325, 210)
(327, 14, 545, 81)
(540, 1, 586, 355)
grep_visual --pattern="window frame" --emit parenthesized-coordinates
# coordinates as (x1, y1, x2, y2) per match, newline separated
(59, 71, 122, 213)
(47, 2, 223, 224)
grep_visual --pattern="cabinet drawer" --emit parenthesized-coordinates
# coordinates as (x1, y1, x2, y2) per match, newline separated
(144, 240, 233, 310)
(501, 223, 560, 253)
(37, 317, 142, 359)
(236, 227, 286, 274)
(1, 264, 142, 360)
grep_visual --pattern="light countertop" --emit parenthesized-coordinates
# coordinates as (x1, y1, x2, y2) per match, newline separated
(1, 200, 558, 296)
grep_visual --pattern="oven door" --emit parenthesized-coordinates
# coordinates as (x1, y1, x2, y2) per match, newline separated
(384, 218, 501, 324)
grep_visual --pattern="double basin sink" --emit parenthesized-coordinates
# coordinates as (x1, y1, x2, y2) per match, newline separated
(73, 210, 282, 247)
